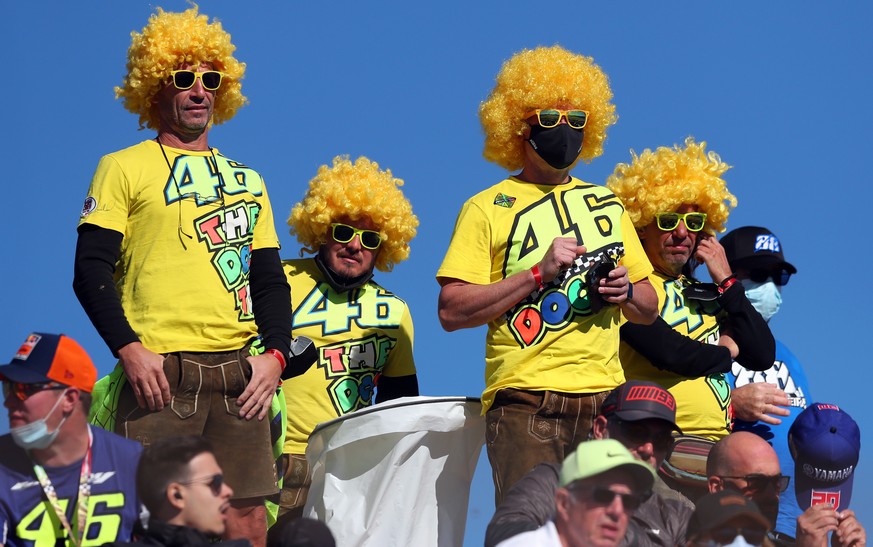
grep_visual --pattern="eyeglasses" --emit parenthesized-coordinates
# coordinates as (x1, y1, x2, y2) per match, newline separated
(655, 212, 707, 232)
(170, 70, 224, 91)
(613, 418, 674, 452)
(179, 473, 224, 496)
(331, 223, 382, 250)
(571, 485, 648, 511)
(522, 109, 589, 129)
(2, 381, 66, 402)
(748, 269, 792, 286)
(719, 473, 790, 493)
(707, 527, 767, 546)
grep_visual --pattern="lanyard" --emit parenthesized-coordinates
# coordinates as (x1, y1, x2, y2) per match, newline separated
(31, 427, 94, 547)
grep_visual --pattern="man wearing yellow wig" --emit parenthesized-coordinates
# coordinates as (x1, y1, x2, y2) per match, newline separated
(606, 138, 774, 498)
(73, 7, 292, 545)
(436, 46, 658, 504)
(269, 156, 419, 538)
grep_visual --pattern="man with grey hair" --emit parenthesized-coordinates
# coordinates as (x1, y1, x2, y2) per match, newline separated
(496, 439, 656, 547)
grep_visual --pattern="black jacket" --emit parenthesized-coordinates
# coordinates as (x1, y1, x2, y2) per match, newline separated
(103, 519, 252, 547)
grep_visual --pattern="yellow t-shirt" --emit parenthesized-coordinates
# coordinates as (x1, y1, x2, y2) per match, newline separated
(620, 272, 732, 439)
(79, 140, 280, 353)
(282, 258, 416, 454)
(436, 177, 653, 412)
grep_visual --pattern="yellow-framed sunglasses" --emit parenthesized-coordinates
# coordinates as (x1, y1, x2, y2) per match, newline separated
(522, 108, 589, 129)
(654, 212, 707, 232)
(169, 70, 225, 91)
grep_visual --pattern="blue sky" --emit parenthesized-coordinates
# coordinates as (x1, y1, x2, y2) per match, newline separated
(3, 1, 872, 543)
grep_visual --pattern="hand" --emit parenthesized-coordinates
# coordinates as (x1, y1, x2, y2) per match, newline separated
(833, 510, 866, 547)
(796, 504, 839, 547)
(730, 382, 791, 424)
(695, 235, 732, 284)
(718, 333, 740, 359)
(598, 264, 632, 304)
(237, 352, 282, 421)
(118, 342, 170, 411)
(538, 237, 586, 284)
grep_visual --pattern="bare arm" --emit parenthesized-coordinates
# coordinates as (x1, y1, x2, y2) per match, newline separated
(438, 237, 585, 331)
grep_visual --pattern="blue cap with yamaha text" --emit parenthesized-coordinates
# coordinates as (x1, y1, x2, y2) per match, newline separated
(788, 403, 860, 511)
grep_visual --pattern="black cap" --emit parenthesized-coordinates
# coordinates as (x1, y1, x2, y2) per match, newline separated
(600, 380, 681, 432)
(720, 226, 797, 274)
(686, 491, 770, 540)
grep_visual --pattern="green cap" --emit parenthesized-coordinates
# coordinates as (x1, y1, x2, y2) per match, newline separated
(559, 439, 656, 491)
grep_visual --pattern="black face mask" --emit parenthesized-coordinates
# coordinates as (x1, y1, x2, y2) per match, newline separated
(527, 124, 584, 170)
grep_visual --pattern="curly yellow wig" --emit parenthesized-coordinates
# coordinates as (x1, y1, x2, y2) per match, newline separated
(289, 156, 419, 272)
(479, 45, 617, 171)
(606, 137, 737, 233)
(115, 5, 247, 130)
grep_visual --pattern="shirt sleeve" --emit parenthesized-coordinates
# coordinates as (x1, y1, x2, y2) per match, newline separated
(436, 200, 495, 285)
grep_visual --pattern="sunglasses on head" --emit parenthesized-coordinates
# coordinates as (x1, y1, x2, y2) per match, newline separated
(655, 212, 707, 232)
(170, 70, 224, 91)
(719, 473, 790, 494)
(2, 380, 66, 402)
(572, 485, 648, 511)
(331, 223, 382, 250)
(748, 268, 791, 286)
(523, 109, 589, 129)
(180, 473, 224, 496)
(614, 418, 674, 452)
(708, 527, 767, 546)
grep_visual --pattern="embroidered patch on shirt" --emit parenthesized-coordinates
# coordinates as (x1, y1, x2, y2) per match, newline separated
(494, 193, 516, 208)
(81, 196, 97, 217)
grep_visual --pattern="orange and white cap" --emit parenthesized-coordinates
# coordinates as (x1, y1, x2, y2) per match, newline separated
(0, 333, 97, 393)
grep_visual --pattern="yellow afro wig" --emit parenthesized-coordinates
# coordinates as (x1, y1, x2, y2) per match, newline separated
(606, 137, 737, 233)
(115, 5, 247, 130)
(479, 45, 617, 171)
(289, 156, 419, 272)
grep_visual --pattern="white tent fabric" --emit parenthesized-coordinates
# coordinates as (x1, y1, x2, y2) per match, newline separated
(304, 396, 485, 546)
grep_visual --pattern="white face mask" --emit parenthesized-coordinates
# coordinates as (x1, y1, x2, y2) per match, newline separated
(722, 534, 757, 546)
(10, 390, 69, 450)
(741, 279, 782, 322)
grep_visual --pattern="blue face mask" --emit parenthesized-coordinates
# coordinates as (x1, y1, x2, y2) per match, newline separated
(10, 390, 68, 450)
(741, 279, 782, 322)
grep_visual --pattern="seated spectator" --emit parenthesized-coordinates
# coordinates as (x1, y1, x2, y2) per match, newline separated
(105, 436, 250, 546)
(495, 438, 655, 547)
(707, 431, 866, 547)
(788, 403, 865, 547)
(0, 332, 143, 546)
(721, 225, 800, 540)
(486, 380, 692, 547)
(684, 490, 770, 547)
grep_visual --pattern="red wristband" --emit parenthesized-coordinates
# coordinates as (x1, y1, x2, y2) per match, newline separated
(718, 274, 739, 294)
(531, 265, 544, 290)
(265, 348, 286, 372)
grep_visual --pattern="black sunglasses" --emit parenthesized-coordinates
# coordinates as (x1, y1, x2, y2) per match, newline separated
(2, 380, 66, 401)
(719, 473, 790, 493)
(180, 473, 224, 496)
(613, 418, 674, 452)
(748, 268, 791, 286)
(331, 223, 382, 250)
(572, 485, 649, 511)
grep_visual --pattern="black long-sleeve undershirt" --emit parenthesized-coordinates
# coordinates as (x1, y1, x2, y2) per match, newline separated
(620, 283, 775, 378)
(73, 224, 292, 357)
